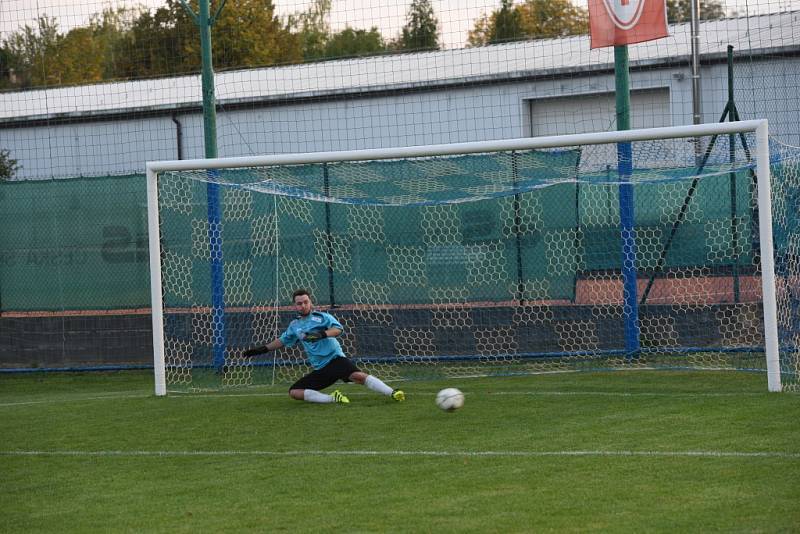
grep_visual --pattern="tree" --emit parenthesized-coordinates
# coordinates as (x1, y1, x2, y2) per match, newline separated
(4, 16, 61, 87)
(395, 0, 440, 51)
(88, 7, 142, 80)
(288, 1, 389, 61)
(468, 0, 588, 46)
(492, 0, 525, 43)
(467, 15, 492, 48)
(288, 0, 332, 61)
(468, 0, 525, 46)
(0, 46, 12, 89)
(52, 27, 105, 85)
(0, 149, 20, 181)
(208, 0, 301, 69)
(324, 27, 386, 59)
(3, 9, 139, 86)
(518, 0, 588, 38)
(115, 0, 300, 78)
(667, 0, 726, 23)
(113, 4, 193, 78)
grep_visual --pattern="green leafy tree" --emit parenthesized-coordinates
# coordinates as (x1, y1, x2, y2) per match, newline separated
(492, 0, 525, 43)
(2, 0, 304, 85)
(667, 0, 726, 22)
(287, 0, 332, 60)
(52, 27, 105, 85)
(88, 7, 142, 80)
(467, 15, 492, 47)
(516, 0, 588, 38)
(115, 0, 300, 78)
(4, 9, 143, 86)
(208, 0, 301, 69)
(4, 15, 60, 87)
(468, 0, 524, 46)
(323, 27, 386, 59)
(395, 0, 440, 51)
(0, 46, 12, 88)
(113, 4, 192, 78)
(468, 0, 588, 46)
(0, 149, 20, 181)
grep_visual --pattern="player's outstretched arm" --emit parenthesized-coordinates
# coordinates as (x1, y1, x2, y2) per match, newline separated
(243, 339, 283, 357)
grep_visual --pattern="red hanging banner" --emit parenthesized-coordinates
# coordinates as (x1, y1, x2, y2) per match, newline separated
(589, 0, 669, 49)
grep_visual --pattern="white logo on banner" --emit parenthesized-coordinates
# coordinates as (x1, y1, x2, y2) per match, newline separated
(602, 0, 646, 30)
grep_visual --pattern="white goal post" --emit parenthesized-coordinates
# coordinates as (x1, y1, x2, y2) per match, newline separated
(146, 120, 782, 395)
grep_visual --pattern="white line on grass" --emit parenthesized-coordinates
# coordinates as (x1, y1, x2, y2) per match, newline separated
(2, 450, 798, 459)
(0, 390, 765, 408)
(168, 392, 291, 397)
(163, 391, 766, 399)
(488, 391, 764, 397)
(0, 392, 152, 407)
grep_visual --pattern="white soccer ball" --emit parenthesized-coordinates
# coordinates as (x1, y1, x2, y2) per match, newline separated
(436, 388, 464, 411)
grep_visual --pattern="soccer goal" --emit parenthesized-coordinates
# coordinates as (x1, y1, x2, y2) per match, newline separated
(147, 120, 800, 395)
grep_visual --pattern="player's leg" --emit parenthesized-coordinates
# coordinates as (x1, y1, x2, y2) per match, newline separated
(289, 367, 348, 404)
(348, 368, 405, 401)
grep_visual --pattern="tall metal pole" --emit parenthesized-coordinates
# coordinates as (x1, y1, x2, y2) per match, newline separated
(726, 46, 740, 303)
(690, 0, 703, 163)
(615, 44, 641, 358)
(181, 0, 226, 372)
(198, 0, 218, 159)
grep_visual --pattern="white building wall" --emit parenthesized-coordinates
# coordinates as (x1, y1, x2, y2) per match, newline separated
(1, 55, 798, 180)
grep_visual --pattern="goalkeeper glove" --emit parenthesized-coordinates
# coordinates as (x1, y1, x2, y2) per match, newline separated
(302, 328, 328, 342)
(242, 345, 270, 357)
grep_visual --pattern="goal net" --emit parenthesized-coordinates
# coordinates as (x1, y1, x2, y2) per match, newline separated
(147, 121, 800, 394)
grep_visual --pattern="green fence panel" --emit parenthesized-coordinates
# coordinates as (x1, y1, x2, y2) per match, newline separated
(0, 175, 150, 311)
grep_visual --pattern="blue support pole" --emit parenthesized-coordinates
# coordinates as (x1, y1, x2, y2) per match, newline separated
(179, 0, 227, 372)
(207, 178, 226, 371)
(618, 144, 640, 356)
(615, 45, 641, 357)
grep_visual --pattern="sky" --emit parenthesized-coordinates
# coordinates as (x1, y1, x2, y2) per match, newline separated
(1, 0, 799, 50)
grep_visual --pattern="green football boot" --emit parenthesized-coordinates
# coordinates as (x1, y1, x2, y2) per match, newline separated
(331, 389, 350, 404)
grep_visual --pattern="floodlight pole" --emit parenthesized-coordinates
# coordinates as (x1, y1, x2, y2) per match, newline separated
(181, 0, 227, 373)
(615, 44, 641, 358)
(690, 0, 703, 126)
(691, 0, 703, 165)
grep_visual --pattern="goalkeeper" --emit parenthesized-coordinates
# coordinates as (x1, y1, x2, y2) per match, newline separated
(244, 288, 405, 405)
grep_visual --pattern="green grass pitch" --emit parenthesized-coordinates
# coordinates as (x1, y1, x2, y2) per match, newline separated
(2, 370, 799, 532)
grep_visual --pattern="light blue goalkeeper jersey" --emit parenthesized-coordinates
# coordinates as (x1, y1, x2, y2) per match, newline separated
(279, 310, 345, 370)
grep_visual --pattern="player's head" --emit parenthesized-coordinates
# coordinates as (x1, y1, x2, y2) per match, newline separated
(292, 288, 313, 316)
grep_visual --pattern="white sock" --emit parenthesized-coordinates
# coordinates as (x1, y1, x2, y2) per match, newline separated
(364, 375, 393, 396)
(303, 389, 334, 403)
